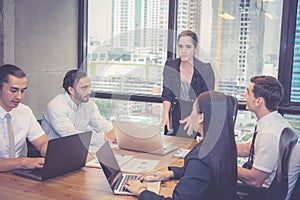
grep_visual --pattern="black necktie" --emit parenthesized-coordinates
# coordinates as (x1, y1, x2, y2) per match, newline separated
(248, 125, 258, 165)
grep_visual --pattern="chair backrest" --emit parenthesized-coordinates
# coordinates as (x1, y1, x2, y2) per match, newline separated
(289, 141, 300, 200)
(267, 127, 298, 200)
(27, 119, 43, 157)
(277, 127, 298, 182)
(227, 95, 239, 126)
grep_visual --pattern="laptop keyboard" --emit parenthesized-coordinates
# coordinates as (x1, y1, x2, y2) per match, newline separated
(120, 174, 137, 192)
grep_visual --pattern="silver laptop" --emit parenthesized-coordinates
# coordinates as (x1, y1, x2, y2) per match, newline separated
(112, 120, 178, 155)
(96, 141, 139, 195)
(13, 131, 92, 181)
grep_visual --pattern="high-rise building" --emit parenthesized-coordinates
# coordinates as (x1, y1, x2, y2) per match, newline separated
(210, 0, 265, 97)
(112, 0, 146, 49)
(111, 0, 168, 53)
(177, 0, 202, 34)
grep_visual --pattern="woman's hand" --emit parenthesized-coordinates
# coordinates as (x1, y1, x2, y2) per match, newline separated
(179, 115, 193, 136)
(160, 114, 170, 132)
(138, 170, 174, 182)
(125, 180, 147, 196)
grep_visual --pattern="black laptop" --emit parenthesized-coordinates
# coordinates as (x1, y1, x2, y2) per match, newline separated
(96, 141, 139, 195)
(13, 131, 92, 181)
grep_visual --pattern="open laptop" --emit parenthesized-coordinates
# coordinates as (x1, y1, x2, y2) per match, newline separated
(13, 131, 92, 181)
(112, 120, 178, 155)
(96, 141, 160, 195)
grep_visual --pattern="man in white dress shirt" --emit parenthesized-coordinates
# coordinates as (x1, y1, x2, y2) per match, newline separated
(42, 69, 115, 146)
(0, 64, 48, 172)
(237, 76, 299, 199)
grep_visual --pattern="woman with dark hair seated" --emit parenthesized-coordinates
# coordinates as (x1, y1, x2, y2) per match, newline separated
(125, 91, 237, 200)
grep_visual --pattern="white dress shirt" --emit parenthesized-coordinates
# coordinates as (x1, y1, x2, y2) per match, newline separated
(253, 111, 291, 188)
(0, 104, 44, 158)
(42, 92, 112, 146)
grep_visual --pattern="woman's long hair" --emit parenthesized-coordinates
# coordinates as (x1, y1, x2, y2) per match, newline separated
(197, 91, 237, 199)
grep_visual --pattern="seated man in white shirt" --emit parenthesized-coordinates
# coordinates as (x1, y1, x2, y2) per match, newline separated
(41, 69, 115, 146)
(237, 76, 295, 198)
(0, 64, 48, 172)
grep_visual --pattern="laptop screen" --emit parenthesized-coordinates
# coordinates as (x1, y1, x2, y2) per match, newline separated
(96, 141, 122, 188)
(13, 131, 92, 181)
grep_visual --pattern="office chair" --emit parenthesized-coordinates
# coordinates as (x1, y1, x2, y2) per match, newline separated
(26, 119, 42, 157)
(237, 127, 298, 200)
(227, 95, 239, 126)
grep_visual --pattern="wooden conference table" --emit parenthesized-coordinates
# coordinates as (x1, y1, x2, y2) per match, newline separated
(0, 136, 196, 200)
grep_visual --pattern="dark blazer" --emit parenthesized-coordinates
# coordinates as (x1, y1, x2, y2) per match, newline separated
(161, 57, 215, 105)
(161, 57, 215, 136)
(139, 142, 225, 200)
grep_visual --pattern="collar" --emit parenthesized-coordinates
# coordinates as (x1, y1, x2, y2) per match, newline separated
(0, 106, 10, 120)
(257, 111, 278, 131)
(64, 92, 79, 110)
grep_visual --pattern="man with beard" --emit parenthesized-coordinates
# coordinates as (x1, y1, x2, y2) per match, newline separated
(42, 70, 115, 146)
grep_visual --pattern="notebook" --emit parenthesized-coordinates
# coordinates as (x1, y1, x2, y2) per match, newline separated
(112, 120, 178, 155)
(13, 131, 92, 181)
(96, 141, 160, 195)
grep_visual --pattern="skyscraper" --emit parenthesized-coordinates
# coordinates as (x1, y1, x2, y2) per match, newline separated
(112, 0, 146, 49)
(210, 0, 265, 98)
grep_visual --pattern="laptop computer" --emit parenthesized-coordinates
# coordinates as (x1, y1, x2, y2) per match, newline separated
(13, 131, 92, 181)
(112, 120, 178, 155)
(96, 141, 160, 195)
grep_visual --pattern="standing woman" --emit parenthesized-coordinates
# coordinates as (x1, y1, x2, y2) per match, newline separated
(125, 91, 237, 200)
(161, 30, 215, 138)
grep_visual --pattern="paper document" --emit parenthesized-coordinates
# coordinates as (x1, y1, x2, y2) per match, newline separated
(173, 148, 190, 158)
(86, 158, 101, 168)
(86, 154, 134, 168)
(115, 154, 134, 167)
(121, 158, 159, 173)
(89, 142, 118, 154)
(89, 146, 100, 154)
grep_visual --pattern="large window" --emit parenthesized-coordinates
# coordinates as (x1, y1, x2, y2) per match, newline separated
(88, 0, 168, 97)
(83, 0, 300, 137)
(87, 0, 283, 101)
(175, 0, 283, 101)
(92, 98, 162, 124)
(86, 0, 285, 130)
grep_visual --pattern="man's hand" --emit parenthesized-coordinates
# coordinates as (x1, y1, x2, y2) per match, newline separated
(21, 157, 45, 169)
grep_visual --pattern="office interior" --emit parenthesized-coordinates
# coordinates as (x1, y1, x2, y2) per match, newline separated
(1, 0, 299, 126)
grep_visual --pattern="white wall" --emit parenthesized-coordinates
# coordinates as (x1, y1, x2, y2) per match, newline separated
(1, 0, 78, 118)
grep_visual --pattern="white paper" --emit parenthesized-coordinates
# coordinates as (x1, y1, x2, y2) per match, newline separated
(173, 148, 190, 158)
(86, 158, 101, 168)
(121, 158, 159, 173)
(89, 146, 100, 154)
(85, 154, 134, 168)
(115, 154, 134, 167)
